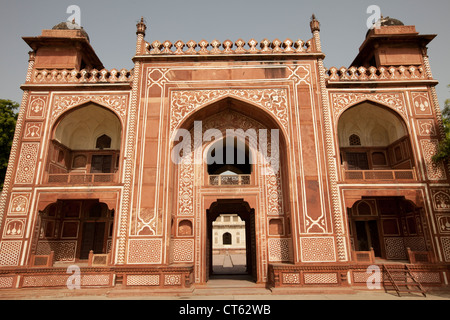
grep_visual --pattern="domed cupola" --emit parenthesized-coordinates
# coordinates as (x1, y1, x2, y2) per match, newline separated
(353, 16, 435, 68)
(378, 16, 404, 27)
(23, 20, 104, 70)
(52, 19, 90, 42)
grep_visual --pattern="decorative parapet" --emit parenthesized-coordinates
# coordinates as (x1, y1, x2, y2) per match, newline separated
(326, 65, 429, 82)
(29, 68, 133, 84)
(143, 38, 317, 55)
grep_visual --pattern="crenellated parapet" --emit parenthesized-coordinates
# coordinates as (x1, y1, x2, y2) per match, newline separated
(325, 65, 430, 82)
(29, 68, 133, 84)
(142, 37, 317, 55)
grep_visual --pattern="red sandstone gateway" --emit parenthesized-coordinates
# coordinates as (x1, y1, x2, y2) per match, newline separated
(0, 15, 448, 295)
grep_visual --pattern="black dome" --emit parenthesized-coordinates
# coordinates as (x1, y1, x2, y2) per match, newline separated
(379, 16, 404, 26)
(52, 21, 90, 42)
(366, 16, 405, 38)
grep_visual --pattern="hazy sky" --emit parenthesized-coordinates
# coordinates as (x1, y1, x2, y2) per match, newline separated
(0, 0, 448, 107)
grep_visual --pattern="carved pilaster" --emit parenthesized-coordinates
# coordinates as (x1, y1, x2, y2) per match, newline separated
(317, 57, 347, 261)
(116, 60, 142, 264)
(0, 91, 29, 231)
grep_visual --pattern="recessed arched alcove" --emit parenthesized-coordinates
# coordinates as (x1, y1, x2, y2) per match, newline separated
(169, 96, 293, 285)
(33, 199, 115, 263)
(337, 101, 415, 180)
(347, 196, 433, 262)
(48, 103, 122, 183)
(54, 103, 121, 150)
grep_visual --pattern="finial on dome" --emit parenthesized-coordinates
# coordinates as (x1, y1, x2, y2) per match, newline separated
(136, 16, 147, 36)
(310, 14, 320, 32)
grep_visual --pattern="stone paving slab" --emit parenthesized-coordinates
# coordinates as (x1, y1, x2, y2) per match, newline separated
(212, 253, 247, 274)
(0, 285, 449, 300)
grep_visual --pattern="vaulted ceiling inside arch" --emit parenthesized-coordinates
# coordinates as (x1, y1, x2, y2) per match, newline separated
(54, 104, 121, 150)
(338, 102, 407, 147)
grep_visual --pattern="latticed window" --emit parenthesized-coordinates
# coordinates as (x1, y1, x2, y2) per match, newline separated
(96, 134, 112, 149)
(349, 134, 361, 146)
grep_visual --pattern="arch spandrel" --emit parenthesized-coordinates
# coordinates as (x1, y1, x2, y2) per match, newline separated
(343, 191, 425, 210)
(51, 95, 129, 126)
(337, 101, 409, 148)
(330, 92, 409, 125)
(169, 88, 290, 140)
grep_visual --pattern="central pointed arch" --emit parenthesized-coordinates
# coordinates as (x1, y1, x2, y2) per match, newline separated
(168, 95, 293, 284)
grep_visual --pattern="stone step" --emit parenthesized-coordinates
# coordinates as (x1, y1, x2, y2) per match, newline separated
(193, 287, 271, 296)
(269, 287, 357, 295)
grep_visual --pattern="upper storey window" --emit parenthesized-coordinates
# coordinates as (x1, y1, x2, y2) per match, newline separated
(96, 134, 112, 149)
(349, 134, 361, 146)
(207, 137, 252, 175)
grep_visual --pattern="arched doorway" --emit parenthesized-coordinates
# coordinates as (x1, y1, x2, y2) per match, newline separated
(206, 199, 256, 281)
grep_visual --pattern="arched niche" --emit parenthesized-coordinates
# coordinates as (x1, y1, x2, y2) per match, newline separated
(178, 219, 193, 236)
(206, 136, 253, 176)
(337, 101, 414, 171)
(48, 103, 122, 178)
(347, 196, 431, 261)
(54, 103, 121, 150)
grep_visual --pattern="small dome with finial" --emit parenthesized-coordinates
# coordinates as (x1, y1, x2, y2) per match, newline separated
(52, 20, 90, 41)
(366, 16, 405, 38)
(378, 16, 404, 26)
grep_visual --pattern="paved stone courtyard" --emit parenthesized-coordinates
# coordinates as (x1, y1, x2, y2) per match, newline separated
(212, 253, 247, 274)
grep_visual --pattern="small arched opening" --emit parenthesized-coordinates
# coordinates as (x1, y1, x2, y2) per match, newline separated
(222, 232, 232, 245)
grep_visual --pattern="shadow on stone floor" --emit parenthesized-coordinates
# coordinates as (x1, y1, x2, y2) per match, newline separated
(212, 253, 247, 275)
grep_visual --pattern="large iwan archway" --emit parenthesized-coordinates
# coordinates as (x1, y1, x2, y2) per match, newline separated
(169, 97, 292, 284)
